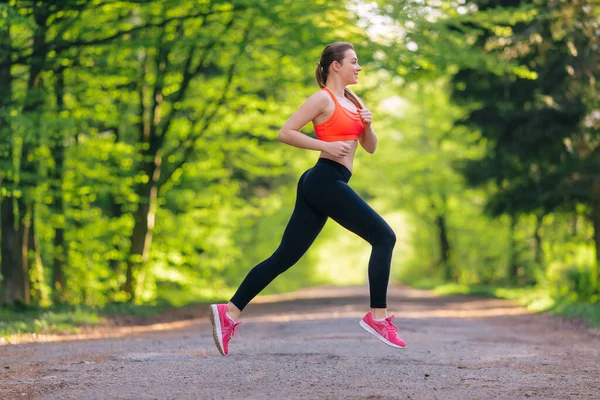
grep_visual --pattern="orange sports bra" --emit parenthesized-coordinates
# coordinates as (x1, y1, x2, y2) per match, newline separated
(314, 87, 365, 142)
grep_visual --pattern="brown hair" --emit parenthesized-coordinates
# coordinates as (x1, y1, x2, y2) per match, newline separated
(315, 42, 363, 109)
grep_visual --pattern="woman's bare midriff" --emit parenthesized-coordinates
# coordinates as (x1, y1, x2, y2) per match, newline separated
(318, 139, 358, 173)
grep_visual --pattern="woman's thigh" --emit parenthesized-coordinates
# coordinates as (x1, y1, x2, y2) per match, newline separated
(274, 171, 328, 263)
(305, 180, 394, 245)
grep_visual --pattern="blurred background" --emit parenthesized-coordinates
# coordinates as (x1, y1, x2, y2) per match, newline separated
(0, 0, 598, 332)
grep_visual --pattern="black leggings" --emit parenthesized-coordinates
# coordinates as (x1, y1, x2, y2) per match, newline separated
(230, 158, 396, 311)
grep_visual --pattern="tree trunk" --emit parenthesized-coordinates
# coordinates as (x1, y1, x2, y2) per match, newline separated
(0, 8, 12, 304)
(533, 214, 543, 267)
(27, 205, 48, 304)
(107, 197, 123, 272)
(32, 208, 49, 305)
(124, 156, 161, 301)
(107, 125, 124, 279)
(0, 199, 30, 305)
(124, 43, 166, 302)
(508, 215, 519, 285)
(590, 179, 600, 293)
(0, 13, 29, 305)
(570, 215, 579, 237)
(51, 67, 67, 303)
(4, 2, 50, 306)
(436, 213, 452, 281)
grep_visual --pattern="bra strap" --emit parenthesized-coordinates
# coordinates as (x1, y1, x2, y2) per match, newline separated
(322, 87, 341, 106)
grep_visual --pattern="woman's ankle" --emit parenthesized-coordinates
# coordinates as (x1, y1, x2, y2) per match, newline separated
(371, 308, 387, 320)
(227, 302, 241, 320)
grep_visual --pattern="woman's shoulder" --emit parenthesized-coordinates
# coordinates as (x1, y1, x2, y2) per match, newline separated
(308, 88, 329, 99)
(305, 88, 332, 107)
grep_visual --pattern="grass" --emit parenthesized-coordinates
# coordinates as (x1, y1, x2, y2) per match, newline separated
(0, 302, 166, 340)
(0, 296, 231, 341)
(0, 305, 101, 339)
(410, 280, 600, 328)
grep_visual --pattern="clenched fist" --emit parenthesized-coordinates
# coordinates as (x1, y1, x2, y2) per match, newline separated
(359, 108, 372, 126)
(324, 141, 352, 158)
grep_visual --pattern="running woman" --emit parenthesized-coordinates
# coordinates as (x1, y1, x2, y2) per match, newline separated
(210, 42, 406, 356)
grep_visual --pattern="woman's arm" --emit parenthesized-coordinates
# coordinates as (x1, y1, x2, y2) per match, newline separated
(279, 91, 351, 158)
(359, 109, 377, 154)
(278, 91, 328, 151)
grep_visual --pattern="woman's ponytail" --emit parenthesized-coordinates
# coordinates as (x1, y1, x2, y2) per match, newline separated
(315, 62, 326, 88)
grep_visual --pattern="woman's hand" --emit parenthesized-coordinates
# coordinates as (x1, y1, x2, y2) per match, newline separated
(324, 141, 352, 158)
(359, 108, 372, 126)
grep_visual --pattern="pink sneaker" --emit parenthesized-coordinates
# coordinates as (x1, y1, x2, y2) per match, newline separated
(359, 312, 406, 349)
(209, 304, 241, 356)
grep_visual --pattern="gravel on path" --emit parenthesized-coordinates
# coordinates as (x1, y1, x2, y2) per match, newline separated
(1, 285, 598, 400)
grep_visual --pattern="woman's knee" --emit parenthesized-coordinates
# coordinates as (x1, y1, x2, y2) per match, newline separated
(384, 228, 396, 247)
(375, 225, 396, 248)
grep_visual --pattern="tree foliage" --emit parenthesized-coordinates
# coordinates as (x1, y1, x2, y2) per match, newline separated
(1, 0, 598, 314)
(0, 0, 369, 306)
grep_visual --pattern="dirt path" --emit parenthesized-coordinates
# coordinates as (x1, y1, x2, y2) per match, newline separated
(1, 285, 599, 400)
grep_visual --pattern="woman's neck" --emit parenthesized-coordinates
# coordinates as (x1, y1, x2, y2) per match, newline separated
(325, 80, 346, 98)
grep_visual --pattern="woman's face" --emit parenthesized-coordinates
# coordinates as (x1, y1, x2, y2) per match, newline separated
(333, 49, 362, 85)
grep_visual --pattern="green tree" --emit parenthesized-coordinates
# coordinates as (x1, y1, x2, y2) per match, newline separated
(0, 0, 372, 306)
(450, 0, 599, 290)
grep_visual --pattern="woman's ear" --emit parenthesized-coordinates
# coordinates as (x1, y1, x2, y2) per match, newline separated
(332, 60, 340, 73)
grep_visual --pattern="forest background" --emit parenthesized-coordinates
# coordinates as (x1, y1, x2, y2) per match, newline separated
(1, 0, 598, 337)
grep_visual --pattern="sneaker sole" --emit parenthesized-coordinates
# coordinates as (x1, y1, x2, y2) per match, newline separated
(209, 305, 226, 356)
(359, 320, 406, 349)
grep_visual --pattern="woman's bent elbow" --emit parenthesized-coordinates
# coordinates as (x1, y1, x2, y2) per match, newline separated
(278, 130, 287, 143)
(363, 144, 376, 154)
